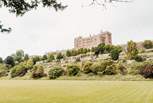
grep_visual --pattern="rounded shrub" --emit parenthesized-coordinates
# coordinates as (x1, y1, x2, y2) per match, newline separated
(134, 55, 145, 62)
(48, 67, 64, 79)
(82, 61, 93, 74)
(31, 65, 46, 79)
(139, 64, 153, 78)
(67, 64, 80, 76)
(103, 65, 117, 75)
(90, 62, 105, 75)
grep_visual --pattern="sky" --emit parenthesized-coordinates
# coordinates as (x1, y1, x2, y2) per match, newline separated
(0, 0, 153, 58)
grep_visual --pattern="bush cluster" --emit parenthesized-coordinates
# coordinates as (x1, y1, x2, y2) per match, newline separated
(31, 65, 46, 79)
(48, 67, 64, 79)
(139, 64, 153, 78)
(67, 64, 80, 76)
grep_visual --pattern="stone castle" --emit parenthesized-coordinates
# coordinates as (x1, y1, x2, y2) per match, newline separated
(74, 31, 112, 49)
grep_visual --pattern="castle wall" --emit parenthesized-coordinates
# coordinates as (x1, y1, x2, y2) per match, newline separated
(74, 31, 112, 49)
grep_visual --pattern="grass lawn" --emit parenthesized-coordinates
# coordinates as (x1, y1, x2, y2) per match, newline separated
(0, 80, 153, 103)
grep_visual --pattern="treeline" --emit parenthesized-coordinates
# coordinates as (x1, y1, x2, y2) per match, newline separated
(0, 40, 152, 79)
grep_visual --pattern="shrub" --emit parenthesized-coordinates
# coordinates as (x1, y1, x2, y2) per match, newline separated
(0, 64, 9, 77)
(129, 62, 145, 75)
(103, 65, 117, 75)
(11, 62, 28, 78)
(110, 47, 122, 60)
(48, 67, 64, 79)
(31, 65, 46, 79)
(139, 64, 153, 78)
(126, 40, 138, 60)
(90, 62, 105, 74)
(143, 40, 153, 49)
(47, 53, 55, 62)
(82, 61, 93, 74)
(56, 52, 64, 61)
(116, 64, 127, 75)
(67, 64, 80, 76)
(31, 56, 41, 64)
(134, 55, 145, 62)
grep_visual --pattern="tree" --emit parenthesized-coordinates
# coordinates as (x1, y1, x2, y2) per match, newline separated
(126, 40, 138, 60)
(143, 40, 153, 49)
(0, 0, 130, 33)
(110, 46, 122, 60)
(94, 43, 105, 56)
(31, 55, 41, 64)
(14, 50, 25, 63)
(4, 56, 15, 67)
(56, 52, 64, 61)
(24, 54, 29, 61)
(0, 57, 3, 63)
(47, 53, 55, 62)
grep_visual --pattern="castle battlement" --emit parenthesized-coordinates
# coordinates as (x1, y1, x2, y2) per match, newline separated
(74, 31, 112, 49)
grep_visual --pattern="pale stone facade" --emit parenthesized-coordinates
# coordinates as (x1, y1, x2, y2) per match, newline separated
(74, 31, 112, 49)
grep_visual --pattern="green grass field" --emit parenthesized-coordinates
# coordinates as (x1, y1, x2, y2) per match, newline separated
(0, 80, 153, 103)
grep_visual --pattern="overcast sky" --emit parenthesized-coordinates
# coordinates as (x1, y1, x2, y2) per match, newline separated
(0, 0, 153, 58)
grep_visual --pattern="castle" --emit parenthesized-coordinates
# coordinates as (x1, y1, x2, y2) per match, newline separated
(74, 31, 112, 49)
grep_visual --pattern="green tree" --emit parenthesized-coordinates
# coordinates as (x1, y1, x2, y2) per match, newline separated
(4, 56, 15, 67)
(42, 54, 47, 61)
(126, 40, 138, 60)
(47, 53, 55, 62)
(110, 46, 122, 60)
(24, 54, 29, 61)
(31, 56, 41, 64)
(56, 52, 64, 61)
(0, 57, 3, 63)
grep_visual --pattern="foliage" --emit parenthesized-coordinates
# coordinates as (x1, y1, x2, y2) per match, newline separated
(0, 0, 67, 16)
(42, 54, 47, 61)
(129, 62, 145, 75)
(90, 62, 106, 74)
(126, 40, 138, 60)
(103, 65, 117, 75)
(115, 63, 127, 75)
(82, 61, 93, 74)
(47, 53, 55, 62)
(31, 56, 41, 64)
(67, 64, 80, 76)
(10, 59, 34, 78)
(110, 46, 122, 60)
(134, 55, 145, 62)
(139, 64, 153, 78)
(56, 52, 64, 61)
(31, 65, 46, 79)
(0, 64, 9, 77)
(94, 43, 105, 56)
(48, 67, 64, 79)
(4, 56, 15, 67)
(10, 62, 28, 78)
(24, 54, 29, 61)
(0, 57, 3, 63)
(66, 48, 89, 57)
(143, 40, 153, 49)
(12, 49, 25, 63)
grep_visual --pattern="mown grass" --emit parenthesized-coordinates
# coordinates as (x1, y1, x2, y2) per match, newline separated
(0, 80, 153, 103)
